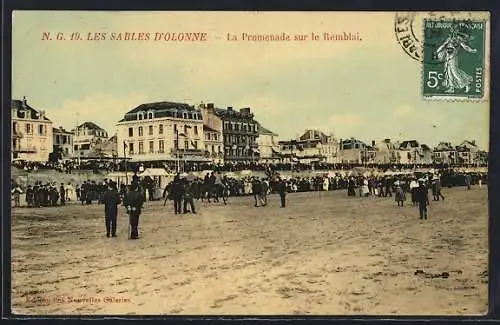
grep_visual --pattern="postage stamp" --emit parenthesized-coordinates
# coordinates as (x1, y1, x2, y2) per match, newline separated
(422, 19, 486, 100)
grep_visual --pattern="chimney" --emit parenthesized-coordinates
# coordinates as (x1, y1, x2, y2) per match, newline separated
(472, 140, 476, 145)
(227, 107, 233, 111)
(384, 138, 390, 143)
(372, 140, 375, 146)
(339, 138, 343, 150)
(240, 107, 251, 114)
(207, 103, 214, 109)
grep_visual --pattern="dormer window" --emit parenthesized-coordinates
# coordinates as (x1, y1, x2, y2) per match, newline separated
(138, 112, 144, 120)
(183, 112, 187, 119)
(148, 112, 153, 119)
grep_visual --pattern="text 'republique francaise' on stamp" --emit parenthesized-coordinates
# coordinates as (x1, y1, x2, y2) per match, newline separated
(422, 19, 486, 101)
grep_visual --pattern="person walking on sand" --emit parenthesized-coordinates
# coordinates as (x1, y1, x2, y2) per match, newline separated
(123, 183, 144, 240)
(103, 182, 121, 238)
(416, 180, 430, 220)
(252, 178, 263, 207)
(432, 175, 445, 201)
(409, 177, 419, 206)
(170, 174, 184, 214)
(465, 174, 472, 190)
(277, 176, 287, 208)
(59, 183, 66, 206)
(394, 181, 406, 207)
(183, 179, 196, 214)
(261, 178, 269, 206)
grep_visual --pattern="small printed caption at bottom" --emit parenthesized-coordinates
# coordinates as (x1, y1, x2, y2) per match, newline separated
(25, 295, 132, 305)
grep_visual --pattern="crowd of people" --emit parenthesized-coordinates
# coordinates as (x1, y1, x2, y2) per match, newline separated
(13, 158, 487, 175)
(11, 165, 487, 239)
(11, 167, 486, 208)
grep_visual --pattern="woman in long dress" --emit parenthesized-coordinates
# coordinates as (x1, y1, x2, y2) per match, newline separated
(361, 178, 370, 197)
(436, 28, 478, 93)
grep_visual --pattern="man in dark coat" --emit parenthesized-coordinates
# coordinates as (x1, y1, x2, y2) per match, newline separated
(170, 174, 184, 214)
(123, 183, 144, 239)
(183, 180, 196, 214)
(59, 183, 66, 206)
(26, 185, 34, 208)
(277, 177, 287, 208)
(102, 182, 122, 237)
(416, 180, 430, 220)
(252, 178, 263, 207)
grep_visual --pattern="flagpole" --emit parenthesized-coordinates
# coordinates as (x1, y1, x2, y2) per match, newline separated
(124, 141, 128, 186)
(176, 129, 179, 173)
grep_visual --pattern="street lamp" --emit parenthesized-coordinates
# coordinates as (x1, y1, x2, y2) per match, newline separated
(176, 125, 191, 173)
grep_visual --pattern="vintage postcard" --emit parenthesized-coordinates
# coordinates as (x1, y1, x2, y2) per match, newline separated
(10, 11, 489, 315)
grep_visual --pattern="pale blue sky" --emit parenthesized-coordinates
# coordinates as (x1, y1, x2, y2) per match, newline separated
(12, 11, 490, 149)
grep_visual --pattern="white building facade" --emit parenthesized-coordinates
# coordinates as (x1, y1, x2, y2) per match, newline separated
(52, 127, 74, 159)
(73, 122, 109, 158)
(116, 101, 206, 165)
(200, 103, 224, 164)
(11, 98, 53, 162)
(257, 125, 280, 163)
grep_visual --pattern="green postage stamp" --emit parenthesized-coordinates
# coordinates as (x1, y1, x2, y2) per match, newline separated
(422, 19, 486, 100)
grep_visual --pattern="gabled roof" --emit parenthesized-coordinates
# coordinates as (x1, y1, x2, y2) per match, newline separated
(78, 121, 106, 131)
(399, 140, 420, 149)
(258, 124, 278, 136)
(12, 99, 51, 121)
(300, 130, 327, 141)
(458, 140, 478, 148)
(52, 127, 74, 135)
(434, 141, 454, 151)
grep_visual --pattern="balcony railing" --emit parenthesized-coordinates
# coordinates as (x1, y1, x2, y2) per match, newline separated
(13, 145, 37, 153)
(171, 148, 203, 155)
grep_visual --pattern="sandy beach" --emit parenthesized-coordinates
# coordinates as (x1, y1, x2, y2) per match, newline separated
(11, 186, 488, 315)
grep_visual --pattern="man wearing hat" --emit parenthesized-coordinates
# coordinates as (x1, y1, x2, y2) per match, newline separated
(276, 176, 287, 208)
(102, 181, 122, 237)
(123, 182, 144, 239)
(183, 179, 196, 214)
(431, 174, 445, 201)
(416, 179, 430, 220)
(409, 177, 419, 206)
(170, 173, 184, 214)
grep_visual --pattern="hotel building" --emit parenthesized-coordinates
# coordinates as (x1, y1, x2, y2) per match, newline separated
(116, 101, 207, 166)
(215, 106, 259, 162)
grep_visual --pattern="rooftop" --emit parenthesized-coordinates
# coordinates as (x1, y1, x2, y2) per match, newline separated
(77, 121, 106, 131)
(53, 127, 74, 134)
(258, 124, 278, 136)
(203, 125, 219, 133)
(126, 101, 198, 115)
(119, 101, 202, 122)
(12, 99, 51, 121)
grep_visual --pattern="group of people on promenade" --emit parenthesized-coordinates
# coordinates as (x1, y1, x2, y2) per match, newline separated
(11, 166, 486, 239)
(13, 158, 487, 176)
(11, 181, 75, 208)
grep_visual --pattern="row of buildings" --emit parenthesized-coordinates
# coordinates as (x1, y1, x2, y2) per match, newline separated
(11, 97, 488, 166)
